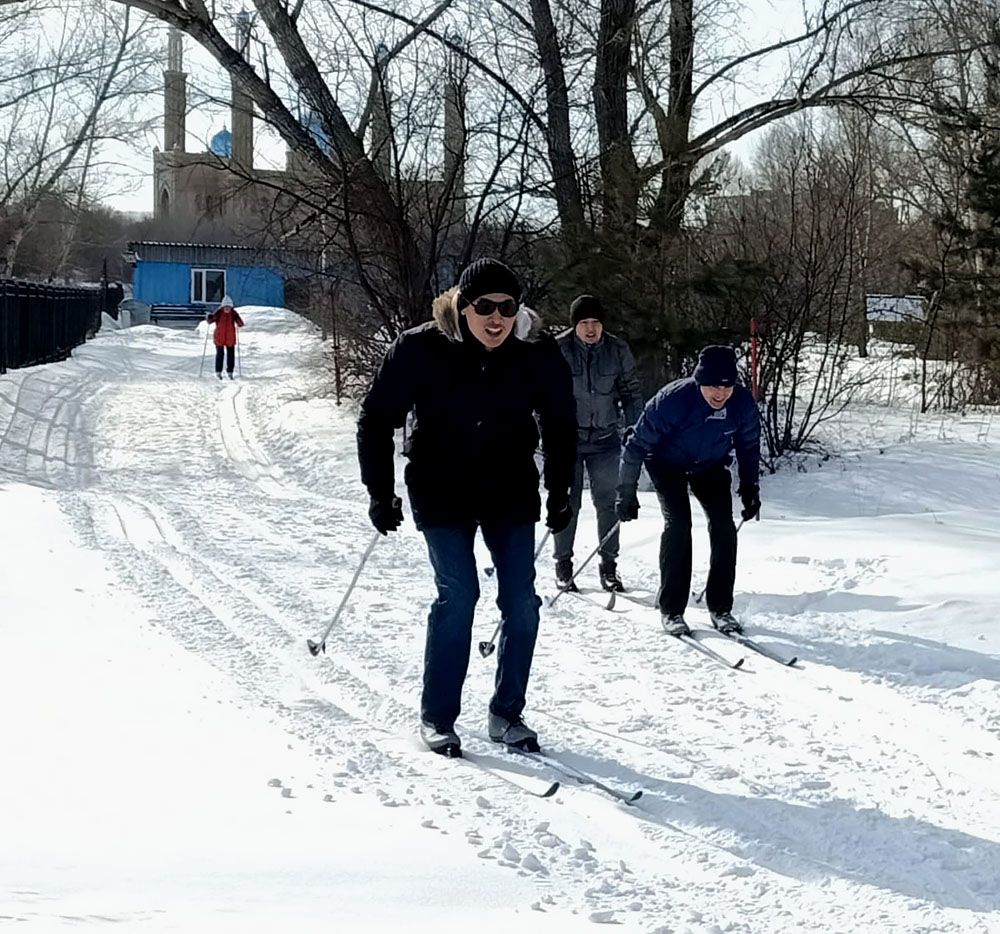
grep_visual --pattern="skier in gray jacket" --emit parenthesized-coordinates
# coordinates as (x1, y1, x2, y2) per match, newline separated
(554, 295, 644, 592)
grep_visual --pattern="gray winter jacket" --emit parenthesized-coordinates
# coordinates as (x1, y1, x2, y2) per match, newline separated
(557, 330, 644, 451)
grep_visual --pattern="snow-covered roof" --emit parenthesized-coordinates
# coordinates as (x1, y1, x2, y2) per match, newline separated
(125, 241, 320, 274)
(865, 293, 927, 322)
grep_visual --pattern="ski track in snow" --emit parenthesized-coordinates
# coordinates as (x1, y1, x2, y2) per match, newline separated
(4, 313, 1000, 932)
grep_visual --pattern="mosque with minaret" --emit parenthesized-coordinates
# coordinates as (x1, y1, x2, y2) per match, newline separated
(151, 14, 467, 241)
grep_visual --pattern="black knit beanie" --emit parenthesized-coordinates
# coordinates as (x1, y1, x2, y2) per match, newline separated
(693, 345, 738, 387)
(457, 258, 522, 305)
(570, 294, 605, 325)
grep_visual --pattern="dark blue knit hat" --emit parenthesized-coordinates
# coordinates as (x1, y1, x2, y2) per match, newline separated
(457, 258, 522, 305)
(693, 345, 738, 387)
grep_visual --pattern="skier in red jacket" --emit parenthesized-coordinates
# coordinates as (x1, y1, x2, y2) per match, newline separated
(206, 296, 244, 379)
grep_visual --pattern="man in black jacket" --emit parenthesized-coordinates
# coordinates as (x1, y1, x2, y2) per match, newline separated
(357, 258, 576, 757)
(554, 295, 644, 592)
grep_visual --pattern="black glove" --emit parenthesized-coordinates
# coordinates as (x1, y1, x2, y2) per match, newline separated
(739, 483, 761, 521)
(545, 494, 573, 533)
(369, 495, 404, 535)
(615, 488, 639, 522)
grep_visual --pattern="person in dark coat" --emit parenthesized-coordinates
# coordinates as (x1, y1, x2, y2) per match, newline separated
(106, 281, 125, 319)
(614, 345, 761, 636)
(553, 295, 643, 593)
(207, 295, 244, 379)
(357, 258, 576, 757)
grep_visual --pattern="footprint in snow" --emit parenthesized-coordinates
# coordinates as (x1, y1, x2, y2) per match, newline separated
(521, 853, 547, 874)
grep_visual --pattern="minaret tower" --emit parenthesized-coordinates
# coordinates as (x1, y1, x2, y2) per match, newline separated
(231, 10, 254, 168)
(444, 36, 468, 212)
(164, 28, 186, 152)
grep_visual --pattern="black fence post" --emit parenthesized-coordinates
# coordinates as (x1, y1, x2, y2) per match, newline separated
(0, 279, 8, 374)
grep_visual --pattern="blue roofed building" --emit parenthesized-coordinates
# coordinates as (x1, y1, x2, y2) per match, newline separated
(125, 241, 318, 324)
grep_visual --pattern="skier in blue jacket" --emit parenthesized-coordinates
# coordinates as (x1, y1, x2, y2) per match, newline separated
(614, 345, 761, 636)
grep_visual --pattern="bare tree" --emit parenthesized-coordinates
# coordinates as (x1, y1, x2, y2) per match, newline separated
(0, 1, 158, 277)
(702, 116, 901, 457)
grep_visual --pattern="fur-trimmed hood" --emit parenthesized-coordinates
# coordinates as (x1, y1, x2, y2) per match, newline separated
(431, 286, 544, 343)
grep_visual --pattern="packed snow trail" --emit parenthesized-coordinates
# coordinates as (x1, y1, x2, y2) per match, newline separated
(2, 310, 1000, 931)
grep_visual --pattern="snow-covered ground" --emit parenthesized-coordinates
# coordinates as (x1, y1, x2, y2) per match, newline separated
(2, 311, 999, 932)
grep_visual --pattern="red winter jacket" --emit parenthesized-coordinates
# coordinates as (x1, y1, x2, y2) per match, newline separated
(208, 308, 244, 347)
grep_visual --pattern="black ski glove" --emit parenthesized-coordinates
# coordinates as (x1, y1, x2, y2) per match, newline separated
(615, 488, 639, 522)
(545, 493, 573, 534)
(739, 483, 761, 521)
(369, 495, 404, 535)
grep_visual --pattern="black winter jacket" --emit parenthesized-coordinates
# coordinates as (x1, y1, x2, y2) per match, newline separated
(357, 294, 577, 529)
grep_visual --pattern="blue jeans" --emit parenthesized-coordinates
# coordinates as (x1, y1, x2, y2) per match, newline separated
(421, 522, 542, 729)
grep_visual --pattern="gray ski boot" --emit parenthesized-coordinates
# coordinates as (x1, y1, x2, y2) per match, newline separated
(420, 721, 461, 757)
(661, 614, 692, 637)
(709, 611, 743, 635)
(488, 712, 540, 752)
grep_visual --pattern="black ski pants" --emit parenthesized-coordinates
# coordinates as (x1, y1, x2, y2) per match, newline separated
(215, 345, 235, 374)
(650, 465, 737, 617)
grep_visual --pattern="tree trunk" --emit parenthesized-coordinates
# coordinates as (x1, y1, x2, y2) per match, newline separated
(652, 0, 694, 234)
(594, 0, 639, 241)
(3, 205, 34, 278)
(528, 0, 586, 242)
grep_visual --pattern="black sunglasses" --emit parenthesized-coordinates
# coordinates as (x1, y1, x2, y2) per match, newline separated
(468, 296, 519, 318)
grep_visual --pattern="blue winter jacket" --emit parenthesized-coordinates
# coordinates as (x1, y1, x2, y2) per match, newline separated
(618, 377, 761, 492)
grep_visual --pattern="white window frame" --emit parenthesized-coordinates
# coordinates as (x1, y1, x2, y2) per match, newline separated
(191, 268, 226, 304)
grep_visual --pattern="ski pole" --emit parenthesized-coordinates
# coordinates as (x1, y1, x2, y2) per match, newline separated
(308, 530, 381, 656)
(478, 529, 552, 659)
(198, 316, 211, 377)
(694, 518, 746, 604)
(547, 520, 621, 609)
(236, 324, 243, 378)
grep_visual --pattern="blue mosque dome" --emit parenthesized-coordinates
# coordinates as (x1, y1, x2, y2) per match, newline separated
(210, 126, 232, 158)
(300, 110, 331, 154)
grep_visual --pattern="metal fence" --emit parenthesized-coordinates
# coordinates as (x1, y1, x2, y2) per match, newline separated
(0, 279, 102, 374)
